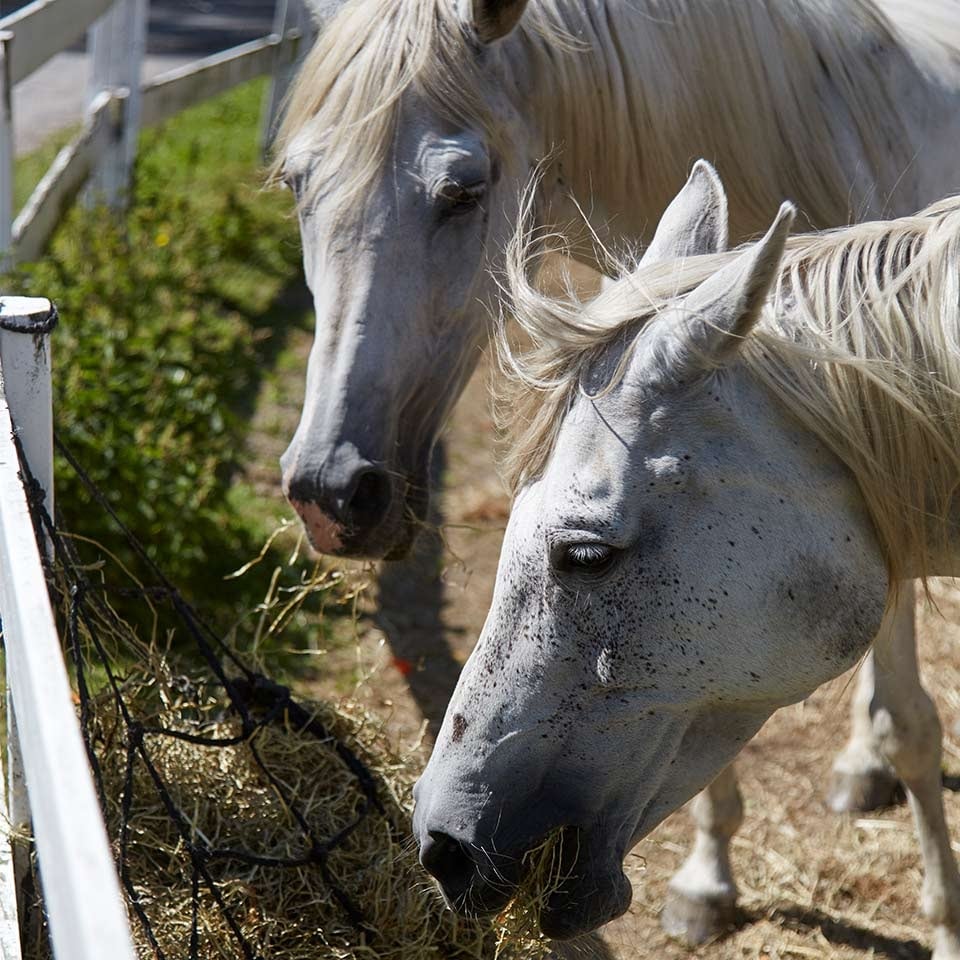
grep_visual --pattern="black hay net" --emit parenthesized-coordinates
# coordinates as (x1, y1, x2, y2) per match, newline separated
(8, 434, 511, 960)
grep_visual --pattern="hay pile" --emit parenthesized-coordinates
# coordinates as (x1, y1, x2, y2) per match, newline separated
(81, 666, 551, 960)
(24, 528, 554, 960)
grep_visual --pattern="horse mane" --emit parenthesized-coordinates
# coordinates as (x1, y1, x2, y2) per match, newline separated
(273, 0, 959, 233)
(498, 194, 960, 581)
(273, 0, 477, 212)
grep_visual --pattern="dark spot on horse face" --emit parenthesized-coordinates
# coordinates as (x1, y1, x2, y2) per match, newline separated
(451, 713, 468, 744)
(638, 511, 665, 556)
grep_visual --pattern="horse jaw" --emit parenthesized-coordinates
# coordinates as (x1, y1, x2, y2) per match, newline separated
(414, 638, 774, 939)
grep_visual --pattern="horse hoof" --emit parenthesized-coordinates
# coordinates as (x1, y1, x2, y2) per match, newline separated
(826, 766, 900, 813)
(660, 887, 737, 945)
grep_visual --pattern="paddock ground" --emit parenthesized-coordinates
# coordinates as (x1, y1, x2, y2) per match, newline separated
(244, 313, 960, 960)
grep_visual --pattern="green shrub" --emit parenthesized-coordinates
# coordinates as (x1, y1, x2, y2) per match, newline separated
(5, 80, 325, 640)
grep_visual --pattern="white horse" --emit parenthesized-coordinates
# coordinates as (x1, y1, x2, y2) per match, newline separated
(279, 0, 960, 942)
(413, 165, 960, 957)
(280, 0, 960, 560)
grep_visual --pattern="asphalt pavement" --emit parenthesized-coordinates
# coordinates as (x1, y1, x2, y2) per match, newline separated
(6, 0, 279, 154)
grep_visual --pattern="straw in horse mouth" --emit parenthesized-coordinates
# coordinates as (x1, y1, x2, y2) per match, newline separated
(494, 827, 632, 942)
(537, 832, 632, 940)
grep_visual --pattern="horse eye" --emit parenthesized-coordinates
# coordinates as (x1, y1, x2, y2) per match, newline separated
(436, 180, 486, 214)
(553, 542, 618, 577)
(280, 164, 311, 200)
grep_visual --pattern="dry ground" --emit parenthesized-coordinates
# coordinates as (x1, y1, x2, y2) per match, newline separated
(245, 300, 960, 960)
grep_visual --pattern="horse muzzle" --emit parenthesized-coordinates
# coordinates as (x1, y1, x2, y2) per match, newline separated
(416, 819, 631, 938)
(418, 829, 522, 915)
(280, 440, 427, 559)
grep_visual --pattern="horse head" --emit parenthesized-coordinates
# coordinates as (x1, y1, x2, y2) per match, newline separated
(278, 0, 535, 558)
(413, 164, 891, 937)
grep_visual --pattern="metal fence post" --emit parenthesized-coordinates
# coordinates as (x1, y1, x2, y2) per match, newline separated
(86, 0, 147, 208)
(260, 0, 313, 156)
(0, 31, 15, 257)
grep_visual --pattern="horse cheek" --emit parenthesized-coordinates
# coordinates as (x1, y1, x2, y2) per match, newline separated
(777, 554, 887, 687)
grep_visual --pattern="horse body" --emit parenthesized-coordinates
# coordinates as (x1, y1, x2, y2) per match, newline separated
(284, 0, 960, 557)
(414, 170, 960, 951)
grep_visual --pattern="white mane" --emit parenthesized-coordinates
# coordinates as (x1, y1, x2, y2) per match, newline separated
(276, 0, 960, 236)
(499, 194, 960, 582)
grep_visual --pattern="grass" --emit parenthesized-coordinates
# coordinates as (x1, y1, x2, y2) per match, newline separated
(4, 77, 355, 657)
(14, 125, 79, 212)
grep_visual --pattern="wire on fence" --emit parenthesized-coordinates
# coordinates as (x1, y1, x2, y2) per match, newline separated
(10, 432, 536, 960)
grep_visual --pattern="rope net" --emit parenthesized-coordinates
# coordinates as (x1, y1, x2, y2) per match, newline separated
(9, 435, 549, 960)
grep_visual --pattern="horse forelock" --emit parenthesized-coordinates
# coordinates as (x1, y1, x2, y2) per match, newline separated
(499, 194, 960, 584)
(272, 0, 524, 221)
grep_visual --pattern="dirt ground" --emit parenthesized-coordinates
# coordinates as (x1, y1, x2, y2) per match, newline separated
(248, 315, 960, 960)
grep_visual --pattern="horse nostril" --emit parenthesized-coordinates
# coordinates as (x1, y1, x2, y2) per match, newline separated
(347, 468, 391, 528)
(420, 830, 476, 890)
(285, 471, 320, 507)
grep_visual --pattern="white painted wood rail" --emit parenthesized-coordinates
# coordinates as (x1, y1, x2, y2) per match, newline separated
(2, 0, 115, 86)
(0, 0, 316, 952)
(1, 0, 314, 265)
(12, 90, 119, 264)
(0, 297, 138, 960)
(141, 31, 302, 129)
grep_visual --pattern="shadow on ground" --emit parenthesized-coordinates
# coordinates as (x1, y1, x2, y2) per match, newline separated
(375, 443, 465, 738)
(743, 905, 930, 960)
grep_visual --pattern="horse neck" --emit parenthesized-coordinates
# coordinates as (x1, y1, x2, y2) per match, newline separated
(747, 237, 960, 580)
(503, 0, 958, 253)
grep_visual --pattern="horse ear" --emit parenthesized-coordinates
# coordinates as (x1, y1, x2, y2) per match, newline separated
(640, 160, 728, 266)
(461, 0, 530, 42)
(673, 201, 795, 370)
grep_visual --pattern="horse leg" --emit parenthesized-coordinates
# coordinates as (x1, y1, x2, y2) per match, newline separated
(826, 585, 914, 812)
(826, 648, 900, 810)
(661, 763, 742, 944)
(870, 586, 960, 960)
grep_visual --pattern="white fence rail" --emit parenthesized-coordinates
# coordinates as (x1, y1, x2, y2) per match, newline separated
(11, 90, 118, 263)
(0, 0, 313, 266)
(3, 0, 115, 85)
(141, 30, 301, 130)
(0, 297, 138, 960)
